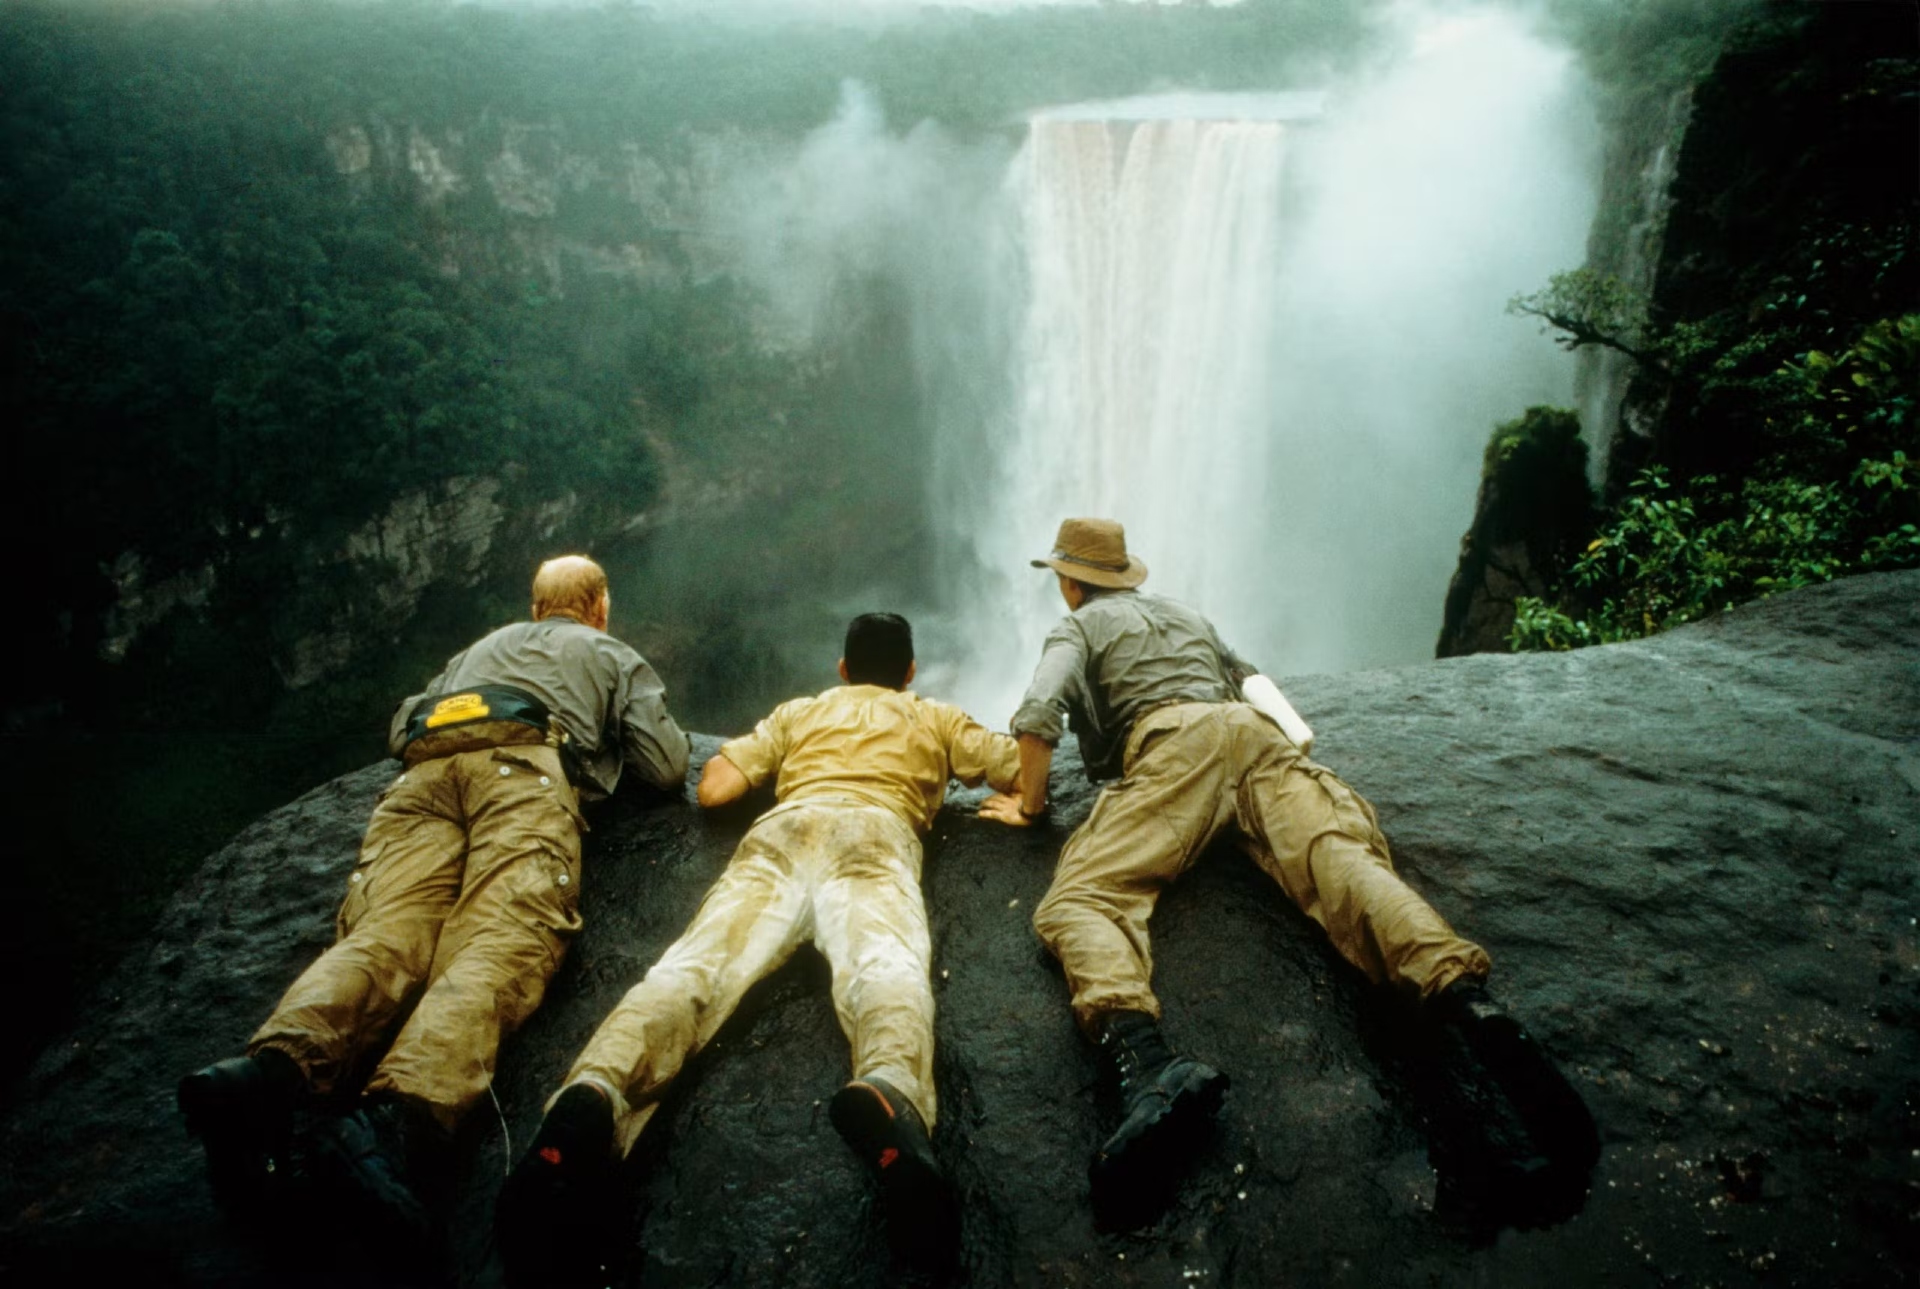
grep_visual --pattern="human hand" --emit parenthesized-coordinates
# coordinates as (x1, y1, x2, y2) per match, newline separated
(978, 792, 1038, 827)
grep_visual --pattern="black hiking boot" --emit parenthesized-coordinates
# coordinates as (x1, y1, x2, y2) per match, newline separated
(309, 1094, 441, 1266)
(1433, 980, 1599, 1178)
(1087, 1010, 1229, 1224)
(176, 1048, 303, 1215)
(1426, 979, 1599, 1228)
(496, 1083, 623, 1289)
(830, 1076, 957, 1269)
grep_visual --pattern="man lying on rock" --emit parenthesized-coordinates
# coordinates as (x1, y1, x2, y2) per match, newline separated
(979, 517, 1599, 1225)
(494, 612, 1021, 1283)
(177, 555, 691, 1255)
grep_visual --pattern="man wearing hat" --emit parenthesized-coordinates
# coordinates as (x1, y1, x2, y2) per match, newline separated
(981, 518, 1594, 1214)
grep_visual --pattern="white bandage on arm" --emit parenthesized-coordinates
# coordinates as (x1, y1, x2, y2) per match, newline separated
(1241, 674, 1315, 755)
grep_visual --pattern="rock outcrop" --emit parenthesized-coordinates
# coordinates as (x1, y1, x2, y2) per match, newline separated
(3, 572, 1916, 1288)
(1436, 406, 1596, 658)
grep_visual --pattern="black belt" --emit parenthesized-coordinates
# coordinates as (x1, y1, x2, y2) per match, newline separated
(398, 684, 586, 786)
(402, 684, 553, 747)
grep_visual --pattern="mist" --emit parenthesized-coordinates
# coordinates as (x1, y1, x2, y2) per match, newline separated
(696, 1, 1598, 723)
(1253, 3, 1598, 673)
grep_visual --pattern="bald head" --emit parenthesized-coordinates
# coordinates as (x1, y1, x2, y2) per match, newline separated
(532, 555, 610, 629)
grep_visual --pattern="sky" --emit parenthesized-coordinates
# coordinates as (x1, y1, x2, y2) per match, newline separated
(458, 0, 1249, 10)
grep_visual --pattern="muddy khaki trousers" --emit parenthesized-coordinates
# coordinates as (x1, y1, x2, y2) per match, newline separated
(564, 799, 935, 1158)
(250, 743, 584, 1130)
(1034, 703, 1489, 1030)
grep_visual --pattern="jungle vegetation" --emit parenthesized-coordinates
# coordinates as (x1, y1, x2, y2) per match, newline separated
(1497, 3, 1918, 650)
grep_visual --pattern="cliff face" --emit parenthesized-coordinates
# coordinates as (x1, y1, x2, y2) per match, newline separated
(92, 113, 705, 695)
(1437, 68, 1693, 659)
(3, 571, 1915, 1288)
(100, 474, 520, 691)
(320, 116, 698, 291)
(1615, 1, 1919, 487)
(80, 106, 913, 713)
(1438, 3, 1919, 658)
(1572, 83, 1691, 480)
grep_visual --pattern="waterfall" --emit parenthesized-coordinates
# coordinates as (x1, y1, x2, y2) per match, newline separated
(1007, 111, 1292, 643)
(927, 12, 1599, 727)
(920, 103, 1304, 723)
(1575, 86, 1693, 487)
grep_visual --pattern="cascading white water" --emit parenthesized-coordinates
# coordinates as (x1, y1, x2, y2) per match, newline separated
(1576, 87, 1693, 485)
(1038, 113, 1297, 602)
(975, 106, 1298, 701)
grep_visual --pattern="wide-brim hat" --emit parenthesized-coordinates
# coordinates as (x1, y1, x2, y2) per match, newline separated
(1030, 517, 1148, 589)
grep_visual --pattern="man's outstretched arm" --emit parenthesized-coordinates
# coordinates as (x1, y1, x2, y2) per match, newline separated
(980, 618, 1081, 827)
(616, 653, 694, 789)
(696, 754, 751, 807)
(698, 700, 792, 808)
(978, 734, 1053, 827)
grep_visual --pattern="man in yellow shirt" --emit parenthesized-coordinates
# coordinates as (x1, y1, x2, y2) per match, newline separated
(496, 613, 1018, 1282)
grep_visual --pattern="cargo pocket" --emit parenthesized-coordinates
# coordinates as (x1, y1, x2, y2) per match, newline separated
(516, 842, 584, 965)
(1123, 708, 1183, 772)
(489, 747, 587, 831)
(337, 844, 382, 935)
(1299, 762, 1387, 849)
(489, 748, 548, 775)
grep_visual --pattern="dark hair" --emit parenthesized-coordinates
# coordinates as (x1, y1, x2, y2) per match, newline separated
(844, 612, 915, 688)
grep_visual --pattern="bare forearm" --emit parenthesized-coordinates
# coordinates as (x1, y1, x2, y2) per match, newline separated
(1017, 734, 1052, 817)
(696, 754, 750, 807)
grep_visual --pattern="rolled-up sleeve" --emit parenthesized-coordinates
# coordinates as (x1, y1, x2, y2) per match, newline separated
(1010, 617, 1087, 746)
(717, 702, 794, 790)
(617, 655, 692, 789)
(942, 707, 1020, 792)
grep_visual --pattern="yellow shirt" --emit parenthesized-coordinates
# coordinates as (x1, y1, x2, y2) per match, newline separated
(718, 685, 1019, 833)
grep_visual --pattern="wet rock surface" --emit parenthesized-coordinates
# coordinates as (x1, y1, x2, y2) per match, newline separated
(3, 571, 1916, 1288)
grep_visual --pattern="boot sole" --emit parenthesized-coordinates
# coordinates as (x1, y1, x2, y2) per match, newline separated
(1466, 1015, 1600, 1176)
(177, 1066, 284, 1213)
(307, 1113, 436, 1260)
(829, 1081, 956, 1265)
(1089, 1064, 1230, 1198)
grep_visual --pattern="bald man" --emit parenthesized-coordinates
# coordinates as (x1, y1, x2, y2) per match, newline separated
(177, 555, 690, 1250)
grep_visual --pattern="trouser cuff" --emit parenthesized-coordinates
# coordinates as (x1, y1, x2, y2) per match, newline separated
(1073, 994, 1162, 1036)
(363, 1075, 464, 1135)
(552, 1073, 625, 1117)
(246, 1036, 326, 1093)
(1421, 960, 1491, 1002)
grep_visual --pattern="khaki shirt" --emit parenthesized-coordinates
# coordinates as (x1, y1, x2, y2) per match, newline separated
(719, 685, 1019, 833)
(1011, 589, 1254, 781)
(388, 616, 691, 800)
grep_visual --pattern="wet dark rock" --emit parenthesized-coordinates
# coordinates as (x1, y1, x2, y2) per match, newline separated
(3, 571, 1917, 1287)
